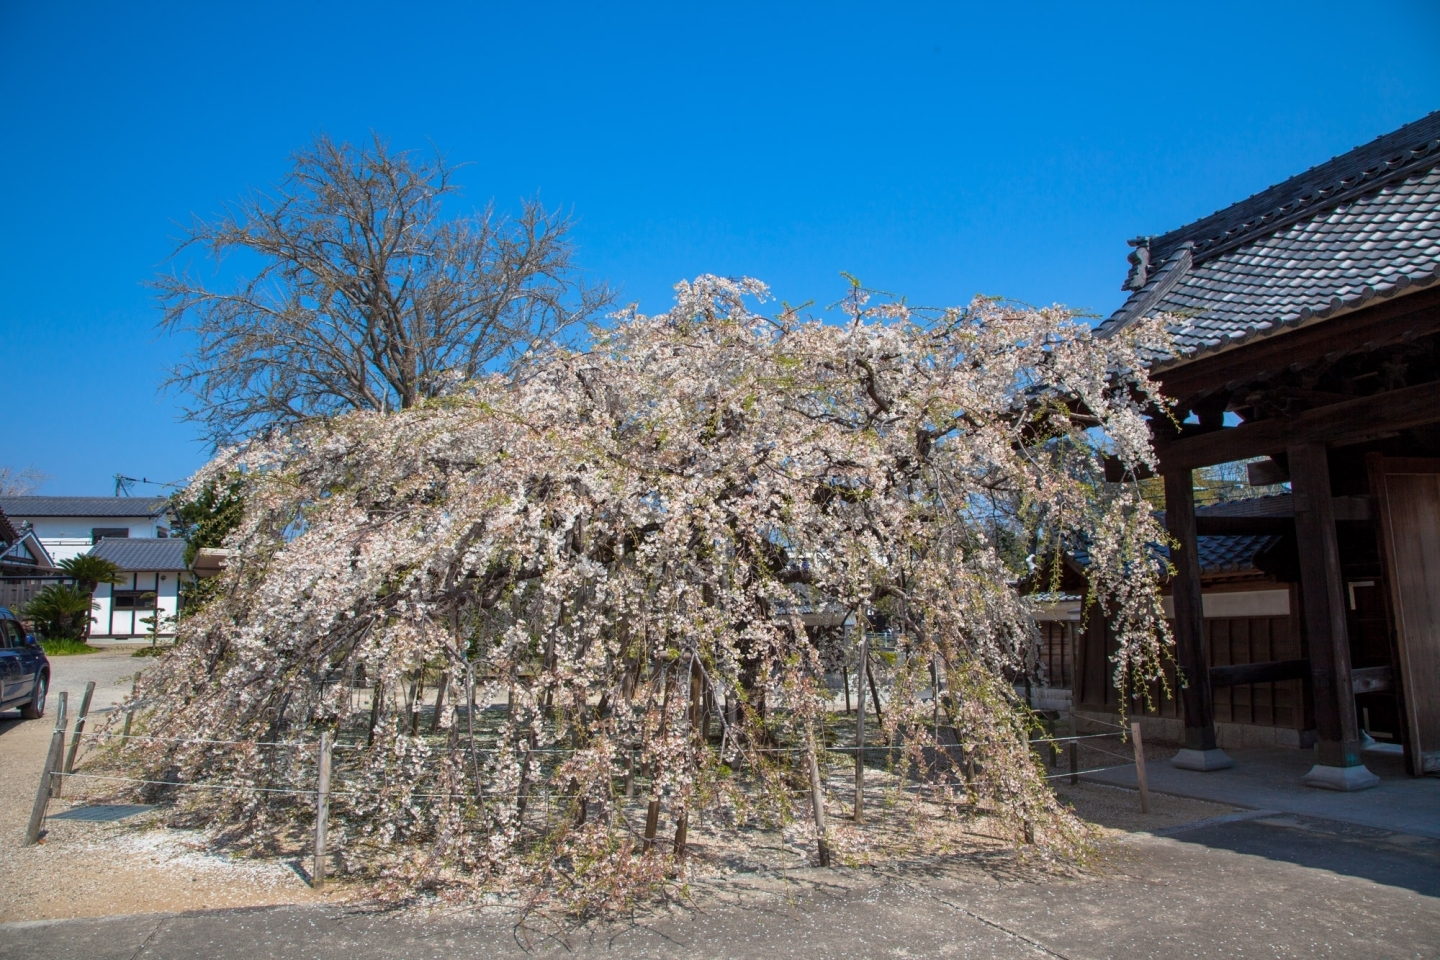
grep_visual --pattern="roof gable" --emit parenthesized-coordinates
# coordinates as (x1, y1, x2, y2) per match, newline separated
(0, 496, 174, 519)
(1101, 113, 1440, 361)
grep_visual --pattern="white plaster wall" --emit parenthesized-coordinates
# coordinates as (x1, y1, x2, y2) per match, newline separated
(90, 572, 184, 638)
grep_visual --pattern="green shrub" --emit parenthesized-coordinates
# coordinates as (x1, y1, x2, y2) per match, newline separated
(23, 584, 95, 641)
(41, 638, 101, 656)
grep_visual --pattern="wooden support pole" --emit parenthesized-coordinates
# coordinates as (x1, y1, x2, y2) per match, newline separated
(51, 693, 68, 799)
(409, 672, 425, 736)
(312, 732, 332, 890)
(24, 700, 69, 846)
(806, 728, 831, 867)
(841, 664, 851, 714)
(121, 677, 137, 744)
(853, 627, 868, 823)
(366, 681, 383, 746)
(1131, 722, 1151, 814)
(1164, 469, 1232, 771)
(643, 799, 661, 850)
(866, 658, 884, 725)
(673, 810, 688, 858)
(1289, 443, 1377, 789)
(428, 671, 449, 733)
(63, 681, 96, 776)
(1069, 739, 1079, 785)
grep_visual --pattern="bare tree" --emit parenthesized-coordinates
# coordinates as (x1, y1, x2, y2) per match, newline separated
(0, 465, 48, 496)
(157, 134, 613, 443)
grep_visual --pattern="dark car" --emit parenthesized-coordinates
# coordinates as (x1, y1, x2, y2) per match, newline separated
(0, 606, 50, 719)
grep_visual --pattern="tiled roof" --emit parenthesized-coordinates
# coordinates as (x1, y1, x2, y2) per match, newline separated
(1100, 112, 1440, 361)
(88, 538, 189, 572)
(1192, 534, 1281, 575)
(0, 505, 17, 544)
(1072, 531, 1278, 576)
(0, 496, 173, 519)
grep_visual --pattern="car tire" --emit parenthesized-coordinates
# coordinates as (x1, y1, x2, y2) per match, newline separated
(20, 673, 47, 720)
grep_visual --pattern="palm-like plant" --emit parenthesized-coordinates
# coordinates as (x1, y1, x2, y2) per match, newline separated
(23, 584, 96, 641)
(57, 555, 124, 641)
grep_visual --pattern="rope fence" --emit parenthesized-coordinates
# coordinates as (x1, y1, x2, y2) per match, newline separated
(26, 682, 1155, 881)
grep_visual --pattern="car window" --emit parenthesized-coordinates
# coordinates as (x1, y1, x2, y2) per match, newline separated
(0, 620, 16, 649)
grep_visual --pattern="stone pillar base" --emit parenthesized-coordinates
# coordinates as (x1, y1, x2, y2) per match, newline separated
(1302, 763, 1380, 791)
(1171, 748, 1235, 771)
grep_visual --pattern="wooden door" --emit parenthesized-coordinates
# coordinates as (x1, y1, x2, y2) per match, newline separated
(1369, 456, 1440, 775)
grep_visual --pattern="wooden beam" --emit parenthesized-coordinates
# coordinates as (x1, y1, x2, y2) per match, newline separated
(1191, 496, 1369, 534)
(1288, 442, 1365, 769)
(1155, 379, 1440, 472)
(1351, 665, 1394, 695)
(1209, 659, 1310, 689)
(1154, 287, 1440, 403)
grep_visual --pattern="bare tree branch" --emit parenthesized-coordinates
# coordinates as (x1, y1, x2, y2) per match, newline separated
(156, 133, 614, 444)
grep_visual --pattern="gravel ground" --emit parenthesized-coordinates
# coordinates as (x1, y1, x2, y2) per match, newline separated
(1, 651, 1235, 925)
(0, 651, 325, 923)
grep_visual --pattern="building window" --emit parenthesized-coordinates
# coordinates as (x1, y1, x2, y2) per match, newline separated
(112, 590, 157, 610)
(92, 528, 129, 543)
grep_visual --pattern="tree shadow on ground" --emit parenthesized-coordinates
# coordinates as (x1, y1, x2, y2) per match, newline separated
(1166, 814, 1440, 898)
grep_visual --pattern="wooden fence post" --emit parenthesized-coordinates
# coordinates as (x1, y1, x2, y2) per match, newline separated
(673, 810, 688, 859)
(1069, 739, 1079, 785)
(853, 626, 868, 823)
(312, 732, 332, 890)
(63, 681, 96, 776)
(51, 693, 68, 799)
(643, 799, 661, 851)
(24, 696, 69, 847)
(1131, 722, 1151, 814)
(806, 730, 831, 866)
(122, 677, 137, 744)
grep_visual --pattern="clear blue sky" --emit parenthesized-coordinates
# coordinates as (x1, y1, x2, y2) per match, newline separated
(3, 1, 1438, 495)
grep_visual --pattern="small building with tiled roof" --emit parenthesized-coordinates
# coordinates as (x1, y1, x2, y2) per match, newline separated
(86, 538, 190, 641)
(1081, 112, 1440, 787)
(0, 496, 176, 564)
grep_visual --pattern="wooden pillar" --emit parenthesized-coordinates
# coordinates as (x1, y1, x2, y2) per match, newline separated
(1164, 469, 1233, 770)
(1288, 442, 1378, 790)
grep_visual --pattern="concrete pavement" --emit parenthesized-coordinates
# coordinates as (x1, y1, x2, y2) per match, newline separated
(4, 814, 1437, 959)
(1085, 745, 1440, 839)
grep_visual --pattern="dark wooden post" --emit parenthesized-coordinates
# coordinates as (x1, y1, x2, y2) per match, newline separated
(1288, 442, 1378, 790)
(853, 626, 868, 822)
(1164, 469, 1233, 770)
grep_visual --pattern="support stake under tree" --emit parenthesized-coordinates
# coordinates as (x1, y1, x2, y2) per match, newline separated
(63, 680, 96, 776)
(853, 625, 868, 823)
(806, 723, 831, 866)
(313, 732, 332, 890)
(121, 676, 138, 744)
(24, 693, 68, 847)
(1131, 722, 1151, 814)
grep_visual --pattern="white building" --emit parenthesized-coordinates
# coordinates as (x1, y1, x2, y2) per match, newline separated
(0, 496, 175, 563)
(86, 538, 190, 639)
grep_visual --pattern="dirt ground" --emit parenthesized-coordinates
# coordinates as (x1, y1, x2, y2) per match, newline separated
(1, 651, 1237, 924)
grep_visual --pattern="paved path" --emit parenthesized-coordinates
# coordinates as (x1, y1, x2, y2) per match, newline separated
(1086, 745, 1440, 839)
(4, 815, 1437, 959)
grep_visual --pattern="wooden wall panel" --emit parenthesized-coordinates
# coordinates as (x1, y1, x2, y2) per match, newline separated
(1371, 461, 1440, 775)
